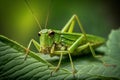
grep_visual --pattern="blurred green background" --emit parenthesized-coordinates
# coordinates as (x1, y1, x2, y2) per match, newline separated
(0, 0, 120, 47)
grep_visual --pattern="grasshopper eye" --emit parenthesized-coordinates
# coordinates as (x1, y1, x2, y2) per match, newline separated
(48, 31, 55, 37)
(38, 32, 41, 36)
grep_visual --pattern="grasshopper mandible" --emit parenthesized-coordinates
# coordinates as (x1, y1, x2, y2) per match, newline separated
(24, 0, 105, 75)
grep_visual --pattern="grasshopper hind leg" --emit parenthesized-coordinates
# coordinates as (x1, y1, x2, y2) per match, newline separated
(77, 42, 116, 67)
(88, 43, 116, 67)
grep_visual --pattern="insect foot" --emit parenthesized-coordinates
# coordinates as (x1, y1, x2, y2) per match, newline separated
(98, 59, 117, 68)
(73, 69, 77, 74)
(103, 62, 117, 68)
(24, 48, 30, 61)
(50, 67, 59, 76)
(95, 55, 103, 58)
(72, 68, 77, 78)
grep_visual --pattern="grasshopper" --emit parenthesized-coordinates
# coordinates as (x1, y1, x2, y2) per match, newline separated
(25, 0, 106, 75)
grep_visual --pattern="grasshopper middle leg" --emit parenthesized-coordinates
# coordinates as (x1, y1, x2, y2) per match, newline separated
(51, 53, 63, 75)
(52, 35, 85, 75)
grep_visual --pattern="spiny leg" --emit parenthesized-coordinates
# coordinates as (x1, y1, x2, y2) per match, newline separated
(60, 35, 85, 75)
(77, 43, 111, 66)
(77, 43, 103, 58)
(66, 35, 86, 75)
(88, 43, 102, 58)
(61, 14, 86, 38)
(51, 53, 63, 75)
(25, 39, 40, 60)
(88, 43, 116, 67)
(50, 44, 65, 75)
(68, 52, 77, 75)
(68, 35, 84, 53)
(52, 51, 77, 75)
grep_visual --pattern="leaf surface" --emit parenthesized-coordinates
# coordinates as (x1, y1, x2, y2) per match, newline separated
(0, 29, 120, 80)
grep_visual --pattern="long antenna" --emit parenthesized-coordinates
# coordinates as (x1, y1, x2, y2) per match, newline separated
(44, 0, 51, 29)
(25, 0, 42, 30)
(44, 11, 49, 29)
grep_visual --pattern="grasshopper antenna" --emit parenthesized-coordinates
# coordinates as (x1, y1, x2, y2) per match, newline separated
(44, 0, 51, 29)
(25, 0, 42, 30)
(44, 10, 49, 29)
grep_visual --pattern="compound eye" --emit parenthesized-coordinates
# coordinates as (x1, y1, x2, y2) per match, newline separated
(48, 31, 55, 37)
(38, 32, 41, 36)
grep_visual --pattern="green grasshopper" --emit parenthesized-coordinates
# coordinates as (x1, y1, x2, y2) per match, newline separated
(25, 0, 105, 75)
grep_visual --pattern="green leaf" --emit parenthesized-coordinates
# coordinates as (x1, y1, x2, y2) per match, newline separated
(0, 28, 120, 80)
(106, 29, 120, 61)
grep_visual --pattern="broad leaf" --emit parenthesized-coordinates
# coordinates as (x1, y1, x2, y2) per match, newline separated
(0, 29, 120, 80)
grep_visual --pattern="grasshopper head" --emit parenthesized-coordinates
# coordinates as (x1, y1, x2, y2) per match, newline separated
(38, 29, 55, 54)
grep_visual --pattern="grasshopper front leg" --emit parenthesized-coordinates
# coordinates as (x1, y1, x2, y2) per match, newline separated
(25, 39, 40, 60)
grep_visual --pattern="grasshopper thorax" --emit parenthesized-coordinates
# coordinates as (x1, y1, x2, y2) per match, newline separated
(38, 29, 55, 54)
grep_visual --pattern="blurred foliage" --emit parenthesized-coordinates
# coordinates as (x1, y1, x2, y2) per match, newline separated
(0, 0, 119, 46)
